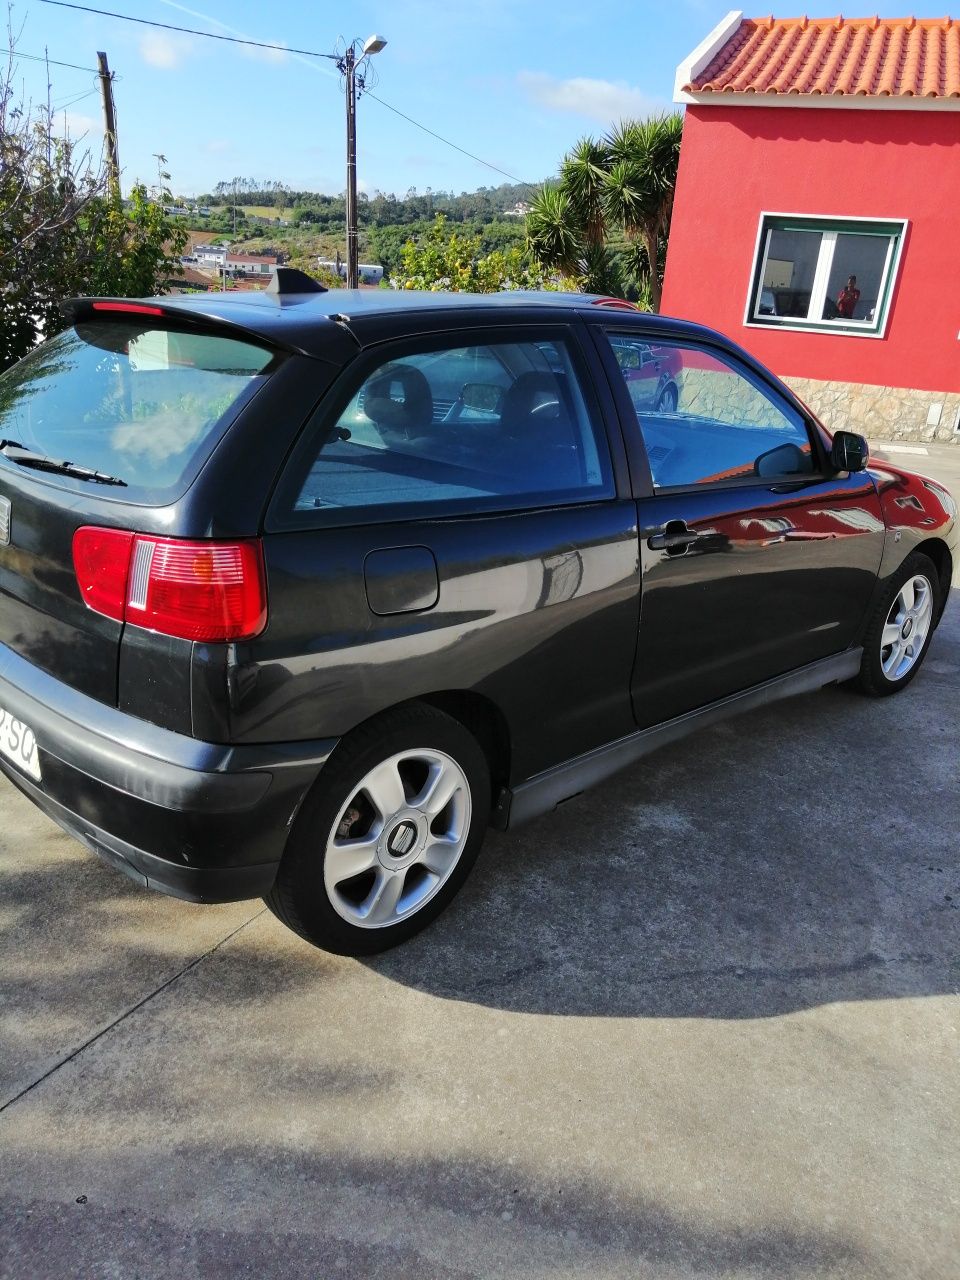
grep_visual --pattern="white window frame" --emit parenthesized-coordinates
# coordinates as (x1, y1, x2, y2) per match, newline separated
(744, 212, 907, 340)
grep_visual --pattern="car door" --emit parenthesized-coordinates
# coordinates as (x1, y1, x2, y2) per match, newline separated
(252, 320, 642, 784)
(593, 326, 885, 729)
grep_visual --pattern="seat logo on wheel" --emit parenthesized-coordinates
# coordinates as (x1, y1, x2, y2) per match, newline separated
(387, 821, 417, 856)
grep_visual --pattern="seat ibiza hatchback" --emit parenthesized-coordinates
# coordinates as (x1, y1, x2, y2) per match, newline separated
(0, 275, 954, 954)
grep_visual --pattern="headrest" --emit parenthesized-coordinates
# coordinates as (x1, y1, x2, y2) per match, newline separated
(363, 364, 433, 432)
(501, 371, 563, 426)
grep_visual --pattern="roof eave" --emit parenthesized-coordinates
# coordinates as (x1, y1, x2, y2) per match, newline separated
(676, 89, 960, 112)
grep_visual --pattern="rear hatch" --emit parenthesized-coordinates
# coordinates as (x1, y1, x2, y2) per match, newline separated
(0, 305, 277, 706)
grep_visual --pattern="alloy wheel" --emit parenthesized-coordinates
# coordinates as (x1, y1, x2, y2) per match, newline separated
(880, 573, 933, 682)
(323, 749, 472, 929)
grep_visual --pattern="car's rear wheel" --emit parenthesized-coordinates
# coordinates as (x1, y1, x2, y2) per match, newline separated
(265, 705, 490, 954)
(853, 552, 940, 696)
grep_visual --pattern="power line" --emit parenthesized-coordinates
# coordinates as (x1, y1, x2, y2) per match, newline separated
(8, 49, 102, 73)
(37, 0, 337, 59)
(37, 0, 524, 184)
(365, 92, 522, 184)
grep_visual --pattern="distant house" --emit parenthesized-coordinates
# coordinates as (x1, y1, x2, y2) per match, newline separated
(318, 259, 384, 285)
(193, 244, 227, 268)
(225, 253, 278, 278)
(663, 13, 960, 442)
(504, 201, 531, 218)
(189, 246, 279, 279)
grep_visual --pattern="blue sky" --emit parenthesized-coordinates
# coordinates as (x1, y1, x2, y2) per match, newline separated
(11, 1, 936, 197)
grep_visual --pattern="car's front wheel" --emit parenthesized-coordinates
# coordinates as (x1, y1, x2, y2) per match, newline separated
(656, 383, 679, 412)
(266, 705, 490, 954)
(853, 552, 940, 696)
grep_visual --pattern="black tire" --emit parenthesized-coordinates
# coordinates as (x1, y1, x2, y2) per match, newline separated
(852, 551, 940, 697)
(656, 383, 679, 412)
(265, 705, 490, 955)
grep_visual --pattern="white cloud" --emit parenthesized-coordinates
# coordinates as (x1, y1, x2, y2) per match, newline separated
(139, 31, 195, 69)
(56, 112, 101, 139)
(518, 71, 668, 125)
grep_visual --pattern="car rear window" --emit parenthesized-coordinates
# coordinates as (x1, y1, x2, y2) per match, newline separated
(0, 321, 276, 503)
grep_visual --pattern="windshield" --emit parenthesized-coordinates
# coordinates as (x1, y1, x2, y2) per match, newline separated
(0, 321, 275, 503)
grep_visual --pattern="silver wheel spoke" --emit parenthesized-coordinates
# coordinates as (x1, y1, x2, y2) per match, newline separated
(326, 835, 380, 884)
(420, 838, 460, 877)
(899, 579, 916, 611)
(364, 869, 406, 924)
(881, 620, 902, 648)
(363, 759, 406, 819)
(417, 763, 462, 817)
(881, 639, 903, 676)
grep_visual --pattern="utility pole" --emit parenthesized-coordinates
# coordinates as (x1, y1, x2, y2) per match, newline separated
(96, 51, 120, 195)
(337, 36, 386, 291)
(344, 46, 359, 290)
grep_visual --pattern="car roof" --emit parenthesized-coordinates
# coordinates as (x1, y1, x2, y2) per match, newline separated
(77, 288, 683, 361)
(65, 287, 755, 382)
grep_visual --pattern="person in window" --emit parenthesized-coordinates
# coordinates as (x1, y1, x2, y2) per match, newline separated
(836, 275, 861, 320)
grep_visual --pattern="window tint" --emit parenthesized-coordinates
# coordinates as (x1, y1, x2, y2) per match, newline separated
(0, 322, 274, 502)
(606, 335, 815, 489)
(281, 338, 613, 520)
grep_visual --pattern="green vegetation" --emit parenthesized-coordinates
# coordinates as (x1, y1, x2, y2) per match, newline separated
(526, 114, 683, 308)
(0, 34, 186, 370)
(388, 215, 545, 292)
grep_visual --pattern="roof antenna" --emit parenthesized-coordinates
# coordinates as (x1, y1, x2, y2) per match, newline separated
(265, 266, 328, 296)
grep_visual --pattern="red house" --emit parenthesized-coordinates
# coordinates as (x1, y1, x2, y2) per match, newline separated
(662, 13, 960, 443)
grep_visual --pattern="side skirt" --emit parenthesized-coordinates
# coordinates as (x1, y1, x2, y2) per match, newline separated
(497, 648, 863, 829)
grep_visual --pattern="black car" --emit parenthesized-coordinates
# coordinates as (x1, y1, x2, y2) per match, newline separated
(0, 276, 955, 954)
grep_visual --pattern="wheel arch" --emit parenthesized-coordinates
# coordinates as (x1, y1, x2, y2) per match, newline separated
(321, 690, 513, 824)
(915, 537, 954, 618)
(417, 689, 512, 818)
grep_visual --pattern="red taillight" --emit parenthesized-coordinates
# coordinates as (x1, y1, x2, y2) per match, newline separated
(72, 527, 134, 622)
(72, 528, 267, 642)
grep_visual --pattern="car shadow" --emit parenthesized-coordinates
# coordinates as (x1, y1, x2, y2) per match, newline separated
(366, 600, 960, 1019)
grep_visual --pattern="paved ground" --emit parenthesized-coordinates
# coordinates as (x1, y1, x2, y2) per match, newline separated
(1, 445, 958, 1279)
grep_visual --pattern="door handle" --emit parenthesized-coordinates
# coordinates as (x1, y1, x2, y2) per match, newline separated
(647, 521, 700, 554)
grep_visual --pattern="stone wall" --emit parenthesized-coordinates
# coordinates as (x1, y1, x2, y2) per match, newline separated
(781, 375, 960, 445)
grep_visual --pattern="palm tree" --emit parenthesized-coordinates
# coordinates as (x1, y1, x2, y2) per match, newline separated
(602, 115, 683, 311)
(526, 185, 581, 279)
(559, 138, 609, 249)
(526, 112, 683, 310)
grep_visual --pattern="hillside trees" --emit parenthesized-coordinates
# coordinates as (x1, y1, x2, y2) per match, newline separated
(527, 113, 682, 308)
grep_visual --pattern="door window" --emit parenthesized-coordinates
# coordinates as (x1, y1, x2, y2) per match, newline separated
(605, 335, 816, 489)
(273, 336, 614, 524)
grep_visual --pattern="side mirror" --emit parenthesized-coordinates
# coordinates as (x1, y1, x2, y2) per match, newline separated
(830, 430, 869, 473)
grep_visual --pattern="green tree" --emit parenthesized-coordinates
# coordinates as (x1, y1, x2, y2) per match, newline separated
(390, 214, 546, 293)
(526, 112, 682, 309)
(0, 26, 188, 370)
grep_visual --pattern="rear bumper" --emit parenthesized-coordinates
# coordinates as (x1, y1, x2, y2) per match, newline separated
(0, 642, 338, 903)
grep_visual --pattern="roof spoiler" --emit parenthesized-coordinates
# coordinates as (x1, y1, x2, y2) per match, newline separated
(60, 297, 300, 354)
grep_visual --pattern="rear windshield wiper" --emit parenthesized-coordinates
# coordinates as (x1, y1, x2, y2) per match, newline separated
(0, 441, 127, 487)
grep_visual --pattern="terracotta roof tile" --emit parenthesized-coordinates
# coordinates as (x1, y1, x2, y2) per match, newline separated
(686, 16, 960, 99)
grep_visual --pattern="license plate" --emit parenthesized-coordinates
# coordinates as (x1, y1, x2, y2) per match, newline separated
(0, 705, 41, 781)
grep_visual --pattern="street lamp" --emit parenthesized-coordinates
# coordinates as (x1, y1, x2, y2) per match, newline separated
(338, 35, 387, 290)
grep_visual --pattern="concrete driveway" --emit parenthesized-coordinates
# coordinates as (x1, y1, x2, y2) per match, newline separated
(1, 445, 958, 1279)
